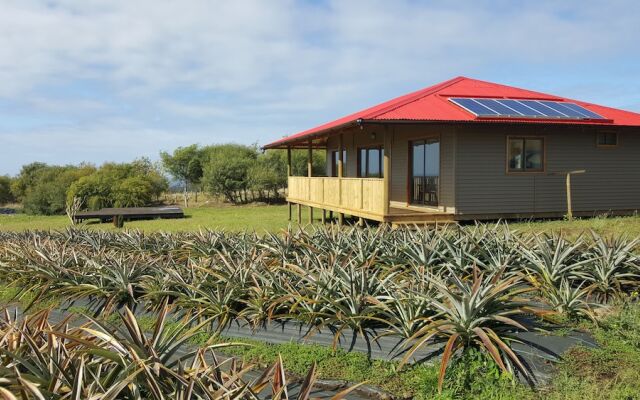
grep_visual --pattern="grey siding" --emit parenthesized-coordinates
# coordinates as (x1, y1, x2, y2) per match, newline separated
(454, 125, 640, 216)
(388, 125, 455, 211)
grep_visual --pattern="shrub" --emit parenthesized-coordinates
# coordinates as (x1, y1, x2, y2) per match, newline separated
(20, 164, 95, 215)
(68, 158, 167, 210)
(0, 175, 14, 205)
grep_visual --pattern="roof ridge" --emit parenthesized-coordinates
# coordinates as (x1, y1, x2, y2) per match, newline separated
(443, 76, 564, 100)
(360, 76, 467, 120)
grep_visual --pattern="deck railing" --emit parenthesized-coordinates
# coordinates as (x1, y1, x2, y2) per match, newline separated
(287, 176, 385, 216)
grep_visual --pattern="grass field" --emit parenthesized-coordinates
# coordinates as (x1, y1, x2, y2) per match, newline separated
(1, 204, 640, 236)
(0, 204, 291, 232)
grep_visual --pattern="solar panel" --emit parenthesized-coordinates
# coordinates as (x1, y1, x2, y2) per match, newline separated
(449, 98, 606, 120)
(474, 99, 521, 116)
(519, 100, 567, 117)
(450, 98, 498, 116)
(540, 101, 587, 118)
(562, 102, 605, 119)
(497, 99, 544, 116)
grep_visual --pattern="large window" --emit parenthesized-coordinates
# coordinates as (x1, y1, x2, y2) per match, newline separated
(508, 137, 544, 172)
(331, 149, 346, 177)
(411, 139, 440, 206)
(358, 147, 384, 178)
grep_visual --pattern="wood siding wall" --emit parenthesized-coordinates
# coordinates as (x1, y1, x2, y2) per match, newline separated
(454, 125, 640, 216)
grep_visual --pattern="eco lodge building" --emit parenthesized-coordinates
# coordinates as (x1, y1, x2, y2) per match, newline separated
(263, 77, 640, 225)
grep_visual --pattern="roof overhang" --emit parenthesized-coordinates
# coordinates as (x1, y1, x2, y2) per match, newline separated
(262, 77, 640, 150)
(263, 118, 629, 150)
(262, 120, 360, 149)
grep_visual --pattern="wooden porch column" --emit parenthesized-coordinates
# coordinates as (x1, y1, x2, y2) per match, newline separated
(307, 140, 313, 223)
(338, 134, 344, 178)
(338, 133, 345, 224)
(287, 147, 292, 221)
(383, 127, 392, 216)
(307, 140, 313, 177)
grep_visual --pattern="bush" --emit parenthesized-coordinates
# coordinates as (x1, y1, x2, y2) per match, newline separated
(201, 144, 257, 203)
(68, 158, 168, 210)
(20, 164, 95, 215)
(0, 175, 14, 205)
(201, 144, 326, 204)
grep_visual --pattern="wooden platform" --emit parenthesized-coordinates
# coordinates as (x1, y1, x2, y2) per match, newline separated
(288, 197, 455, 225)
(385, 207, 455, 225)
(74, 207, 184, 223)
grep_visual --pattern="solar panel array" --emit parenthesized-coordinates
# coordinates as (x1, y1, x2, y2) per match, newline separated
(449, 98, 605, 120)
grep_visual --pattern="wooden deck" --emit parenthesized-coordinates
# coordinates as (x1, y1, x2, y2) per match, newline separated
(385, 207, 454, 225)
(75, 207, 185, 223)
(286, 176, 453, 225)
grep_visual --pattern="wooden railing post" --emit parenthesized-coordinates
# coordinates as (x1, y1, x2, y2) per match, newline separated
(383, 127, 391, 216)
(338, 133, 345, 223)
(307, 140, 313, 223)
(287, 147, 292, 221)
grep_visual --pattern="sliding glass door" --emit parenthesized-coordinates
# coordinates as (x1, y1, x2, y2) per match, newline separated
(410, 139, 440, 206)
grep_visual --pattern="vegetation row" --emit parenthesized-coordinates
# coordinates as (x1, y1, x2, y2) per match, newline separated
(0, 223, 639, 397)
(0, 143, 325, 215)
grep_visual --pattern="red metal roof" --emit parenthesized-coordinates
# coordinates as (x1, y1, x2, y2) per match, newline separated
(264, 76, 640, 149)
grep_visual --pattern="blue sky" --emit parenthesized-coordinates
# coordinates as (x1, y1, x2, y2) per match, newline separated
(1, 0, 639, 175)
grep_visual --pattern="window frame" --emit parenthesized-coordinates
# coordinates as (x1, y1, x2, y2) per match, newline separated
(357, 146, 384, 178)
(330, 149, 346, 177)
(505, 136, 546, 174)
(408, 137, 441, 207)
(596, 131, 618, 148)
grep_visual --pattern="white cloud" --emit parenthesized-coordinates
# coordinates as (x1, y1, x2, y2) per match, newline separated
(0, 0, 638, 174)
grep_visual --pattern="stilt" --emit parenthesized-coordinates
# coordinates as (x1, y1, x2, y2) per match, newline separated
(329, 211, 333, 221)
(358, 217, 364, 227)
(288, 202, 292, 221)
(338, 213, 344, 226)
(321, 209, 326, 224)
(297, 204, 302, 224)
(309, 206, 313, 224)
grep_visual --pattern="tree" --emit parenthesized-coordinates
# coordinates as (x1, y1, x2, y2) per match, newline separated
(247, 150, 290, 202)
(201, 144, 258, 204)
(290, 149, 326, 177)
(10, 162, 47, 202)
(113, 176, 154, 207)
(160, 145, 203, 207)
(67, 159, 168, 211)
(21, 164, 95, 215)
(0, 176, 15, 205)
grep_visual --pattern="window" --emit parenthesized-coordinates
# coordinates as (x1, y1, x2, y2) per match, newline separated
(508, 137, 544, 172)
(411, 139, 440, 206)
(358, 147, 384, 178)
(597, 132, 618, 147)
(331, 149, 346, 177)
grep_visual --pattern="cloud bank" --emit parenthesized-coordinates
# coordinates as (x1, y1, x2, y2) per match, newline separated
(0, 0, 639, 174)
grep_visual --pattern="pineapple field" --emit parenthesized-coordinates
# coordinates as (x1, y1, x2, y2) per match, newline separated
(1, 224, 639, 399)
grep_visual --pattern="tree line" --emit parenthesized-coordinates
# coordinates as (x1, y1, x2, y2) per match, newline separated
(160, 144, 324, 207)
(0, 144, 324, 215)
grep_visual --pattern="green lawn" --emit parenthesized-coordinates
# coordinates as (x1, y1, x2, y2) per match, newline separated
(509, 214, 640, 237)
(1, 204, 639, 236)
(0, 205, 291, 233)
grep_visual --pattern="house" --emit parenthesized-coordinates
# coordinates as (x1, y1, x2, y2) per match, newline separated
(263, 77, 640, 225)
